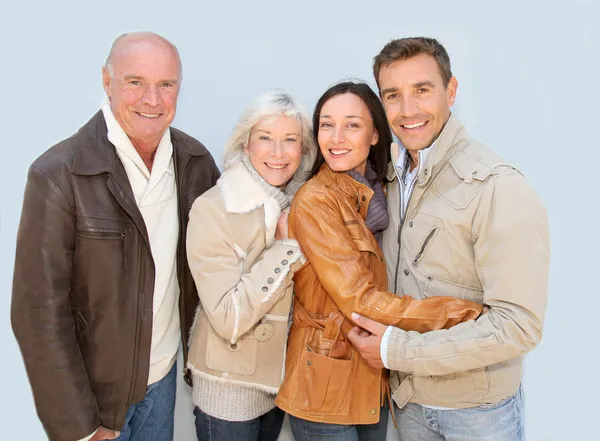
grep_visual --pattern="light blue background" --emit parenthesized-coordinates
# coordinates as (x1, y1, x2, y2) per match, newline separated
(1, 1, 598, 440)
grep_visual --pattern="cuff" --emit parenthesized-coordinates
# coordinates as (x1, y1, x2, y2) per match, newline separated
(78, 427, 98, 441)
(380, 326, 394, 369)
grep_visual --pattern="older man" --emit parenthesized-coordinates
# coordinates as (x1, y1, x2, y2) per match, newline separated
(11, 32, 219, 441)
(348, 37, 550, 440)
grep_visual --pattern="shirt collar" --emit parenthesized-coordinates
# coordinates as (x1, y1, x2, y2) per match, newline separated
(101, 103, 172, 180)
(394, 141, 435, 178)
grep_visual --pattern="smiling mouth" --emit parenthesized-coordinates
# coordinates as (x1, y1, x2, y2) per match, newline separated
(401, 121, 427, 130)
(136, 112, 161, 119)
(265, 163, 288, 170)
(329, 149, 351, 157)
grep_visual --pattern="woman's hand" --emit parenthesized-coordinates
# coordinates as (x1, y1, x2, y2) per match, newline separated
(275, 209, 290, 241)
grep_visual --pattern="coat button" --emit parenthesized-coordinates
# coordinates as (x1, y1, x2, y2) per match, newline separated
(267, 277, 274, 284)
(424, 169, 429, 176)
(229, 342, 241, 352)
(370, 408, 377, 415)
(261, 286, 268, 292)
(287, 250, 293, 255)
(409, 221, 413, 227)
(362, 195, 367, 202)
(282, 260, 288, 265)
(307, 360, 312, 366)
(274, 268, 281, 274)
(254, 323, 275, 342)
(404, 269, 409, 276)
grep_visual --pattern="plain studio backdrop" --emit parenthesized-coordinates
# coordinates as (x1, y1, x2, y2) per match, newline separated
(1, 1, 598, 440)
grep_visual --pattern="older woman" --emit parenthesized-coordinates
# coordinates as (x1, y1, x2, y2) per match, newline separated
(186, 90, 317, 441)
(276, 82, 482, 441)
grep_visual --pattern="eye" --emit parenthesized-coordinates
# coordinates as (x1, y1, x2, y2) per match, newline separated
(417, 87, 429, 94)
(160, 82, 174, 88)
(285, 137, 298, 143)
(129, 80, 142, 86)
(347, 122, 359, 129)
(258, 135, 271, 141)
(319, 122, 333, 128)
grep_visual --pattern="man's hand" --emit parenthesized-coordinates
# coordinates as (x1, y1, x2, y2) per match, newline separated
(89, 426, 119, 441)
(347, 312, 388, 370)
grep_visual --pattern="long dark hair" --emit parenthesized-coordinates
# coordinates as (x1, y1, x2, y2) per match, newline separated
(310, 81, 392, 181)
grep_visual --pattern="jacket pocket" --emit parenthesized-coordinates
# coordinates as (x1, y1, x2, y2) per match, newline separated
(205, 325, 258, 376)
(412, 227, 439, 267)
(76, 227, 127, 269)
(293, 349, 353, 415)
(345, 220, 378, 256)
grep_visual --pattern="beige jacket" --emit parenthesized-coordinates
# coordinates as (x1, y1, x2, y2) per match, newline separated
(186, 162, 303, 395)
(381, 115, 550, 408)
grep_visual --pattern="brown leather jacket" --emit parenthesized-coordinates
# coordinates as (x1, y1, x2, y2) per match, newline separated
(275, 164, 482, 425)
(11, 112, 219, 441)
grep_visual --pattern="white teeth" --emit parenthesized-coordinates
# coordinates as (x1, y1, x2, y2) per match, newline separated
(330, 149, 350, 156)
(266, 164, 286, 170)
(139, 112, 160, 118)
(402, 121, 426, 129)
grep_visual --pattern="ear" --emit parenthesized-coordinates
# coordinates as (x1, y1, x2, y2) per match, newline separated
(371, 130, 379, 147)
(446, 76, 458, 107)
(102, 66, 112, 100)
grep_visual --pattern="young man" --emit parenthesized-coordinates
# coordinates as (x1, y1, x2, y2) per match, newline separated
(348, 37, 550, 440)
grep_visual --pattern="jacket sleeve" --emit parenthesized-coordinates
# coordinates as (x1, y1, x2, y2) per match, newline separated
(289, 190, 482, 333)
(385, 171, 550, 375)
(11, 166, 99, 441)
(186, 196, 303, 344)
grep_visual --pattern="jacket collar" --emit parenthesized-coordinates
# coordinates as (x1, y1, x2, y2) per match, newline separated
(314, 163, 373, 219)
(72, 110, 209, 176)
(386, 114, 470, 185)
(217, 162, 276, 214)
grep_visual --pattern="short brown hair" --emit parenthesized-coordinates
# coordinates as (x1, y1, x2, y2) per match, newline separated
(373, 37, 452, 88)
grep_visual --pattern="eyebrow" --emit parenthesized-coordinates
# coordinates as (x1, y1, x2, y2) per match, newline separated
(380, 87, 398, 96)
(122, 74, 179, 84)
(320, 115, 365, 120)
(255, 130, 300, 136)
(414, 81, 436, 89)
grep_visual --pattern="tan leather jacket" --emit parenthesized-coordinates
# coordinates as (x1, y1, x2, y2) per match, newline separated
(275, 164, 482, 425)
(381, 116, 550, 409)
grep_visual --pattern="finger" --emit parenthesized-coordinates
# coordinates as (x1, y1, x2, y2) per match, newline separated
(346, 326, 364, 347)
(351, 312, 387, 336)
(359, 330, 371, 337)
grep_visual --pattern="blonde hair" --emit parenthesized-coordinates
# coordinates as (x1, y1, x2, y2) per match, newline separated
(222, 90, 317, 185)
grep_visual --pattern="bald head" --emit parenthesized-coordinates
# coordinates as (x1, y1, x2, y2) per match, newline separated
(105, 32, 182, 79)
(102, 31, 182, 156)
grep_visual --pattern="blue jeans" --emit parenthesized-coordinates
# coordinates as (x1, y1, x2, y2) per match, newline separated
(394, 386, 524, 441)
(112, 363, 177, 441)
(193, 406, 284, 441)
(288, 404, 389, 441)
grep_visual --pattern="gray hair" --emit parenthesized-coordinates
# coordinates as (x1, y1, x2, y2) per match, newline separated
(104, 32, 182, 79)
(223, 90, 317, 186)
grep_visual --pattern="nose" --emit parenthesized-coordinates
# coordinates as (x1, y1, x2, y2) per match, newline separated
(141, 84, 161, 107)
(331, 125, 345, 145)
(400, 94, 419, 118)
(271, 139, 285, 158)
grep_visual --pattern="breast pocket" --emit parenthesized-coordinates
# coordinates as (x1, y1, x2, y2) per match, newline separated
(345, 219, 378, 256)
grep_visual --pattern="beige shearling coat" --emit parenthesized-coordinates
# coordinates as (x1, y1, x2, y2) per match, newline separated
(186, 162, 303, 394)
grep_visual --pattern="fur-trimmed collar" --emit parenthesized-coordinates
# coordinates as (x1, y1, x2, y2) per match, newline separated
(217, 162, 282, 247)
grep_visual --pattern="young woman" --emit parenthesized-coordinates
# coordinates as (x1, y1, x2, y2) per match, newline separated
(186, 90, 317, 441)
(275, 82, 482, 441)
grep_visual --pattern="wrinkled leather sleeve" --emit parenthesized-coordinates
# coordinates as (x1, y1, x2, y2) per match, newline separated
(11, 166, 99, 441)
(290, 189, 481, 332)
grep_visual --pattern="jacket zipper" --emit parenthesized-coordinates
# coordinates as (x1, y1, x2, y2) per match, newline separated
(412, 228, 437, 267)
(393, 167, 418, 293)
(76, 230, 127, 269)
(174, 152, 192, 383)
